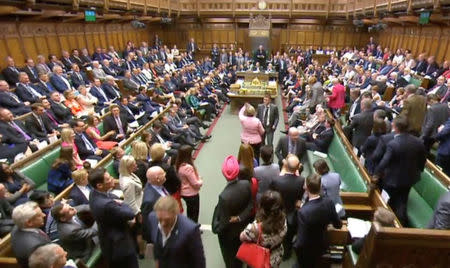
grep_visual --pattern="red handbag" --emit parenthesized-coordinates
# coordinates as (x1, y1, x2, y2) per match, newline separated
(236, 223, 271, 268)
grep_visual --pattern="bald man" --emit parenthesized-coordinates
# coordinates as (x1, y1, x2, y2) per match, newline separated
(275, 127, 306, 167)
(141, 166, 169, 242)
(270, 154, 305, 260)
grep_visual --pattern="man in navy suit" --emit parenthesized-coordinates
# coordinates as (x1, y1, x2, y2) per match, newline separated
(72, 119, 107, 160)
(50, 66, 72, 93)
(2, 56, 20, 86)
(374, 116, 426, 226)
(90, 78, 113, 110)
(34, 73, 55, 97)
(88, 167, 138, 268)
(294, 174, 342, 268)
(101, 76, 122, 100)
(22, 58, 39, 83)
(15, 72, 43, 104)
(148, 196, 205, 268)
(70, 64, 89, 90)
(0, 80, 31, 116)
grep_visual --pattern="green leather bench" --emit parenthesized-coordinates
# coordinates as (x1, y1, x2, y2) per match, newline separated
(407, 169, 448, 228)
(306, 134, 367, 193)
(85, 246, 102, 268)
(346, 245, 359, 266)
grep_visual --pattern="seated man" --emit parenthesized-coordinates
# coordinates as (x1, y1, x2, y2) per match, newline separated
(70, 64, 90, 90)
(0, 108, 39, 152)
(0, 183, 14, 237)
(306, 116, 335, 153)
(122, 70, 140, 92)
(50, 66, 73, 93)
(16, 72, 44, 104)
(72, 119, 108, 161)
(34, 73, 56, 97)
(2, 56, 20, 86)
(48, 92, 73, 124)
(92, 61, 107, 81)
(103, 104, 129, 141)
(24, 103, 58, 142)
(52, 203, 98, 262)
(118, 96, 149, 126)
(428, 191, 450, 230)
(90, 78, 114, 113)
(11, 201, 51, 268)
(101, 76, 122, 101)
(135, 87, 162, 117)
(28, 243, 74, 268)
(0, 80, 31, 116)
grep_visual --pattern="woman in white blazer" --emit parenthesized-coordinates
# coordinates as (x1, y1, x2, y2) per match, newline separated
(119, 155, 145, 257)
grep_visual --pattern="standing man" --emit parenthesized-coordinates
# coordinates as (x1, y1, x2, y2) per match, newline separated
(148, 196, 206, 268)
(294, 174, 342, 267)
(211, 43, 220, 67)
(257, 94, 279, 146)
(400, 84, 426, 136)
(212, 156, 253, 268)
(373, 116, 426, 226)
(275, 127, 307, 167)
(88, 167, 138, 268)
(187, 38, 199, 58)
(254, 45, 267, 68)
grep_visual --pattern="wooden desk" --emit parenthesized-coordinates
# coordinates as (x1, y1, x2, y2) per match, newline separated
(236, 71, 278, 82)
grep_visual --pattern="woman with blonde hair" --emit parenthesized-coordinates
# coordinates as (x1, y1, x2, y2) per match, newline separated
(63, 90, 85, 118)
(60, 128, 83, 168)
(131, 141, 149, 185)
(68, 168, 91, 206)
(76, 85, 97, 114)
(239, 102, 265, 162)
(238, 144, 258, 216)
(118, 155, 145, 258)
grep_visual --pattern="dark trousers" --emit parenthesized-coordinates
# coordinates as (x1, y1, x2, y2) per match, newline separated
(108, 254, 138, 268)
(218, 233, 243, 268)
(384, 186, 411, 226)
(295, 247, 322, 268)
(182, 194, 200, 223)
(437, 154, 450, 177)
(263, 127, 275, 146)
(249, 142, 262, 164)
(283, 212, 297, 258)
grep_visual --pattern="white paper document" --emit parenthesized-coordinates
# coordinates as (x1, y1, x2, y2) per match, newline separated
(381, 189, 390, 203)
(347, 217, 372, 238)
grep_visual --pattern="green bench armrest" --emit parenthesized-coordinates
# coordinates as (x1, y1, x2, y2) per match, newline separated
(85, 247, 102, 268)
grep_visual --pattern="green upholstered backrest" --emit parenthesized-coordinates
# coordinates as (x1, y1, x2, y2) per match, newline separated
(104, 160, 118, 179)
(20, 159, 51, 189)
(409, 77, 422, 87)
(97, 122, 104, 136)
(414, 169, 448, 209)
(42, 148, 61, 167)
(327, 135, 368, 192)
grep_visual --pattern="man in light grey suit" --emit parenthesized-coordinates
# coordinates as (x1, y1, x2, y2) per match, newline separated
(309, 77, 325, 113)
(428, 191, 450, 230)
(257, 94, 279, 146)
(254, 145, 280, 202)
(11, 201, 51, 268)
(52, 203, 98, 262)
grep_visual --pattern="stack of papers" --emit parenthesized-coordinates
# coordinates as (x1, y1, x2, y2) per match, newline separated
(347, 217, 372, 238)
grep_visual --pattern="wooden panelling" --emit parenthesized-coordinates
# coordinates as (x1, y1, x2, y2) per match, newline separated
(378, 25, 450, 63)
(0, 22, 150, 69)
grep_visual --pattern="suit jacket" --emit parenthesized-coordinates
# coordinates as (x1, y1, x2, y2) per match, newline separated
(141, 183, 164, 241)
(0, 91, 30, 115)
(89, 86, 110, 107)
(310, 82, 325, 108)
(254, 164, 280, 202)
(24, 114, 54, 141)
(103, 114, 128, 137)
(61, 57, 75, 70)
(123, 77, 140, 92)
(275, 135, 306, 163)
(349, 110, 374, 148)
(293, 197, 342, 253)
(2, 66, 20, 86)
(212, 180, 253, 237)
(49, 100, 72, 123)
(119, 103, 140, 123)
(34, 81, 55, 97)
(11, 227, 51, 268)
(89, 190, 136, 260)
(270, 174, 305, 216)
(401, 94, 427, 134)
(421, 103, 449, 138)
(15, 83, 40, 103)
(375, 133, 426, 188)
(70, 71, 89, 89)
(428, 191, 450, 229)
(101, 83, 121, 100)
(50, 74, 71, 93)
(57, 209, 97, 260)
(148, 212, 206, 268)
(314, 128, 334, 153)
(69, 184, 91, 206)
(74, 132, 98, 160)
(22, 66, 39, 83)
(0, 120, 31, 144)
(257, 103, 279, 129)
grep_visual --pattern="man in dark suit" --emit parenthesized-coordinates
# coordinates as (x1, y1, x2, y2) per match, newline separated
(48, 92, 72, 124)
(70, 49, 84, 68)
(212, 156, 253, 268)
(49, 66, 72, 93)
(11, 201, 51, 268)
(103, 104, 128, 141)
(34, 73, 55, 97)
(141, 166, 171, 241)
(102, 76, 122, 100)
(374, 116, 426, 226)
(254, 45, 267, 68)
(70, 64, 89, 90)
(24, 103, 58, 142)
(270, 154, 305, 259)
(306, 117, 335, 153)
(294, 174, 342, 268)
(0, 80, 31, 116)
(148, 196, 205, 268)
(0, 108, 38, 152)
(22, 58, 39, 83)
(52, 203, 97, 262)
(421, 94, 449, 152)
(90, 78, 113, 110)
(348, 99, 374, 153)
(15, 72, 43, 104)
(275, 127, 306, 167)
(257, 94, 279, 146)
(72, 119, 107, 160)
(428, 191, 450, 230)
(2, 56, 20, 86)
(186, 38, 199, 57)
(427, 76, 448, 99)
(88, 167, 138, 268)
(61, 51, 75, 71)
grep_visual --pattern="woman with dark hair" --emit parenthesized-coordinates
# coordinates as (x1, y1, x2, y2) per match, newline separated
(0, 162, 34, 206)
(240, 190, 287, 267)
(313, 159, 345, 217)
(360, 117, 387, 174)
(85, 115, 117, 150)
(176, 145, 203, 222)
(47, 146, 75, 194)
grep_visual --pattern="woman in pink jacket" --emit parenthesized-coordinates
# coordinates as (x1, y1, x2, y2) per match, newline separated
(327, 78, 346, 118)
(176, 145, 203, 223)
(239, 103, 265, 162)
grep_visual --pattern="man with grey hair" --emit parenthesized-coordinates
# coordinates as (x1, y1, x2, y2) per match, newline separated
(92, 61, 107, 80)
(28, 243, 74, 268)
(11, 201, 50, 268)
(275, 127, 306, 167)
